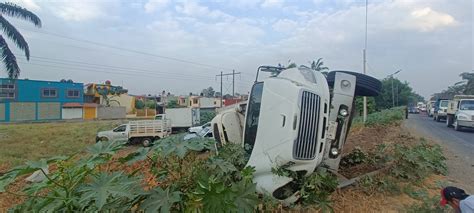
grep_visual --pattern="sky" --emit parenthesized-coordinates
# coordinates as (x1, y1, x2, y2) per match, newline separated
(3, 0, 473, 98)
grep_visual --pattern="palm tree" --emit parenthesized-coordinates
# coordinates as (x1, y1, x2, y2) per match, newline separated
(310, 58, 329, 72)
(0, 2, 41, 78)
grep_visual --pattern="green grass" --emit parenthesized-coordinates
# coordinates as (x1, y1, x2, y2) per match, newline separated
(0, 120, 122, 167)
(353, 107, 406, 127)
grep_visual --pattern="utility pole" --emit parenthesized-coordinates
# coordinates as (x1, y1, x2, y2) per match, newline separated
(220, 71, 223, 107)
(216, 71, 241, 107)
(388, 69, 401, 108)
(232, 70, 235, 97)
(391, 76, 395, 107)
(362, 0, 368, 123)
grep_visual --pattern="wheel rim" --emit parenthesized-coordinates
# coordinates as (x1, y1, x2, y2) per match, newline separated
(143, 139, 151, 147)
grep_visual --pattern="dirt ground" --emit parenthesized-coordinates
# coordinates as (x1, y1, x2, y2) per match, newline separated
(0, 123, 457, 212)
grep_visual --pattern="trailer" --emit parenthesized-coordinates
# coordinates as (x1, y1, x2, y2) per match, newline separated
(156, 108, 200, 131)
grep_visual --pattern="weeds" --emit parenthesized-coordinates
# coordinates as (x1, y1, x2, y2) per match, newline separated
(353, 107, 405, 127)
(391, 141, 447, 180)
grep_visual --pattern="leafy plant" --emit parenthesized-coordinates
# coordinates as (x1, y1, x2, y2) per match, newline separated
(140, 187, 182, 212)
(200, 111, 216, 125)
(340, 147, 367, 167)
(391, 141, 447, 180)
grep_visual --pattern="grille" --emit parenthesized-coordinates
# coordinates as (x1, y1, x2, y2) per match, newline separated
(294, 91, 321, 160)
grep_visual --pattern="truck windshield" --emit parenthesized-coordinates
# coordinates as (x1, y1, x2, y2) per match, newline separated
(459, 100, 474, 110)
(244, 82, 263, 155)
(440, 101, 448, 107)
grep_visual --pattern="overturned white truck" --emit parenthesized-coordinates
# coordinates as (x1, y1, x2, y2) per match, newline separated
(212, 66, 381, 203)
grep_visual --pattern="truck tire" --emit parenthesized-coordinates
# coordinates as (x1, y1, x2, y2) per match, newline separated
(97, 137, 109, 142)
(454, 121, 462, 131)
(141, 138, 153, 147)
(446, 115, 453, 127)
(326, 71, 382, 97)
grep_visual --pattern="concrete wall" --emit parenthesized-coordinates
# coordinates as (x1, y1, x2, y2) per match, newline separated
(38, 102, 61, 120)
(0, 103, 5, 121)
(62, 108, 83, 119)
(10, 102, 35, 121)
(97, 106, 126, 119)
(106, 94, 135, 114)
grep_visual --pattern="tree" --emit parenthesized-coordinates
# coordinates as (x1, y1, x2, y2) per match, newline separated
(374, 78, 424, 109)
(201, 87, 215, 97)
(460, 72, 474, 95)
(310, 58, 329, 72)
(0, 2, 41, 78)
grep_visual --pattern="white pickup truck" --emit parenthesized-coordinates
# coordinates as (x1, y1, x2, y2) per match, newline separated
(212, 66, 381, 204)
(96, 120, 171, 146)
(446, 95, 474, 131)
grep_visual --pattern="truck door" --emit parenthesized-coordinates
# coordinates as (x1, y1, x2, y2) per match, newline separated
(111, 125, 128, 141)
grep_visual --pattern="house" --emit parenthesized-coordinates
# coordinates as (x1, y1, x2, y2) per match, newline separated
(187, 96, 222, 112)
(0, 78, 84, 122)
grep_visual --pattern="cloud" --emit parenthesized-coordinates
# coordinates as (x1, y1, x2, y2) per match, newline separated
(144, 0, 169, 13)
(175, 1, 234, 21)
(261, 0, 284, 8)
(10, 0, 40, 11)
(409, 7, 458, 32)
(47, 1, 117, 22)
(272, 19, 298, 32)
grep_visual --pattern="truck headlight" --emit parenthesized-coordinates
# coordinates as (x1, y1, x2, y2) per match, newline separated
(458, 115, 468, 120)
(339, 108, 349, 117)
(330, 148, 339, 156)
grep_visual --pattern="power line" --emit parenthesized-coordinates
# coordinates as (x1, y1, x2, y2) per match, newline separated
(16, 60, 216, 82)
(16, 26, 233, 71)
(15, 54, 216, 80)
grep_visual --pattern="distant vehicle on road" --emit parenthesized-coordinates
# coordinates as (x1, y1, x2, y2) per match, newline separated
(96, 120, 172, 147)
(408, 107, 419, 114)
(433, 99, 449, 122)
(427, 101, 436, 117)
(446, 95, 474, 131)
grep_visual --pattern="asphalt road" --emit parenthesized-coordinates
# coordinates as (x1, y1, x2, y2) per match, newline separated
(404, 113, 474, 191)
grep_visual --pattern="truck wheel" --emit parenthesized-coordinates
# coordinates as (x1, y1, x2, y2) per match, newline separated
(98, 137, 109, 142)
(326, 71, 382, 97)
(446, 115, 453, 127)
(454, 122, 462, 131)
(141, 138, 153, 147)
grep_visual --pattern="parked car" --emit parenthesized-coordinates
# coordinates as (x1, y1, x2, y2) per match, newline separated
(96, 120, 171, 146)
(188, 122, 211, 133)
(183, 126, 213, 140)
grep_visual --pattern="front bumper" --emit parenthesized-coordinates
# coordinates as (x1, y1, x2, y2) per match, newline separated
(457, 120, 474, 128)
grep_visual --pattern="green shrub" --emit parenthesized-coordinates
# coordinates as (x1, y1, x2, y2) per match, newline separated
(391, 140, 447, 180)
(353, 107, 406, 127)
(200, 111, 216, 125)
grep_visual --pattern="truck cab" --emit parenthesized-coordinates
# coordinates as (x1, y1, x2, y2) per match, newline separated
(446, 95, 474, 130)
(434, 99, 449, 122)
(96, 124, 129, 142)
(212, 66, 381, 204)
